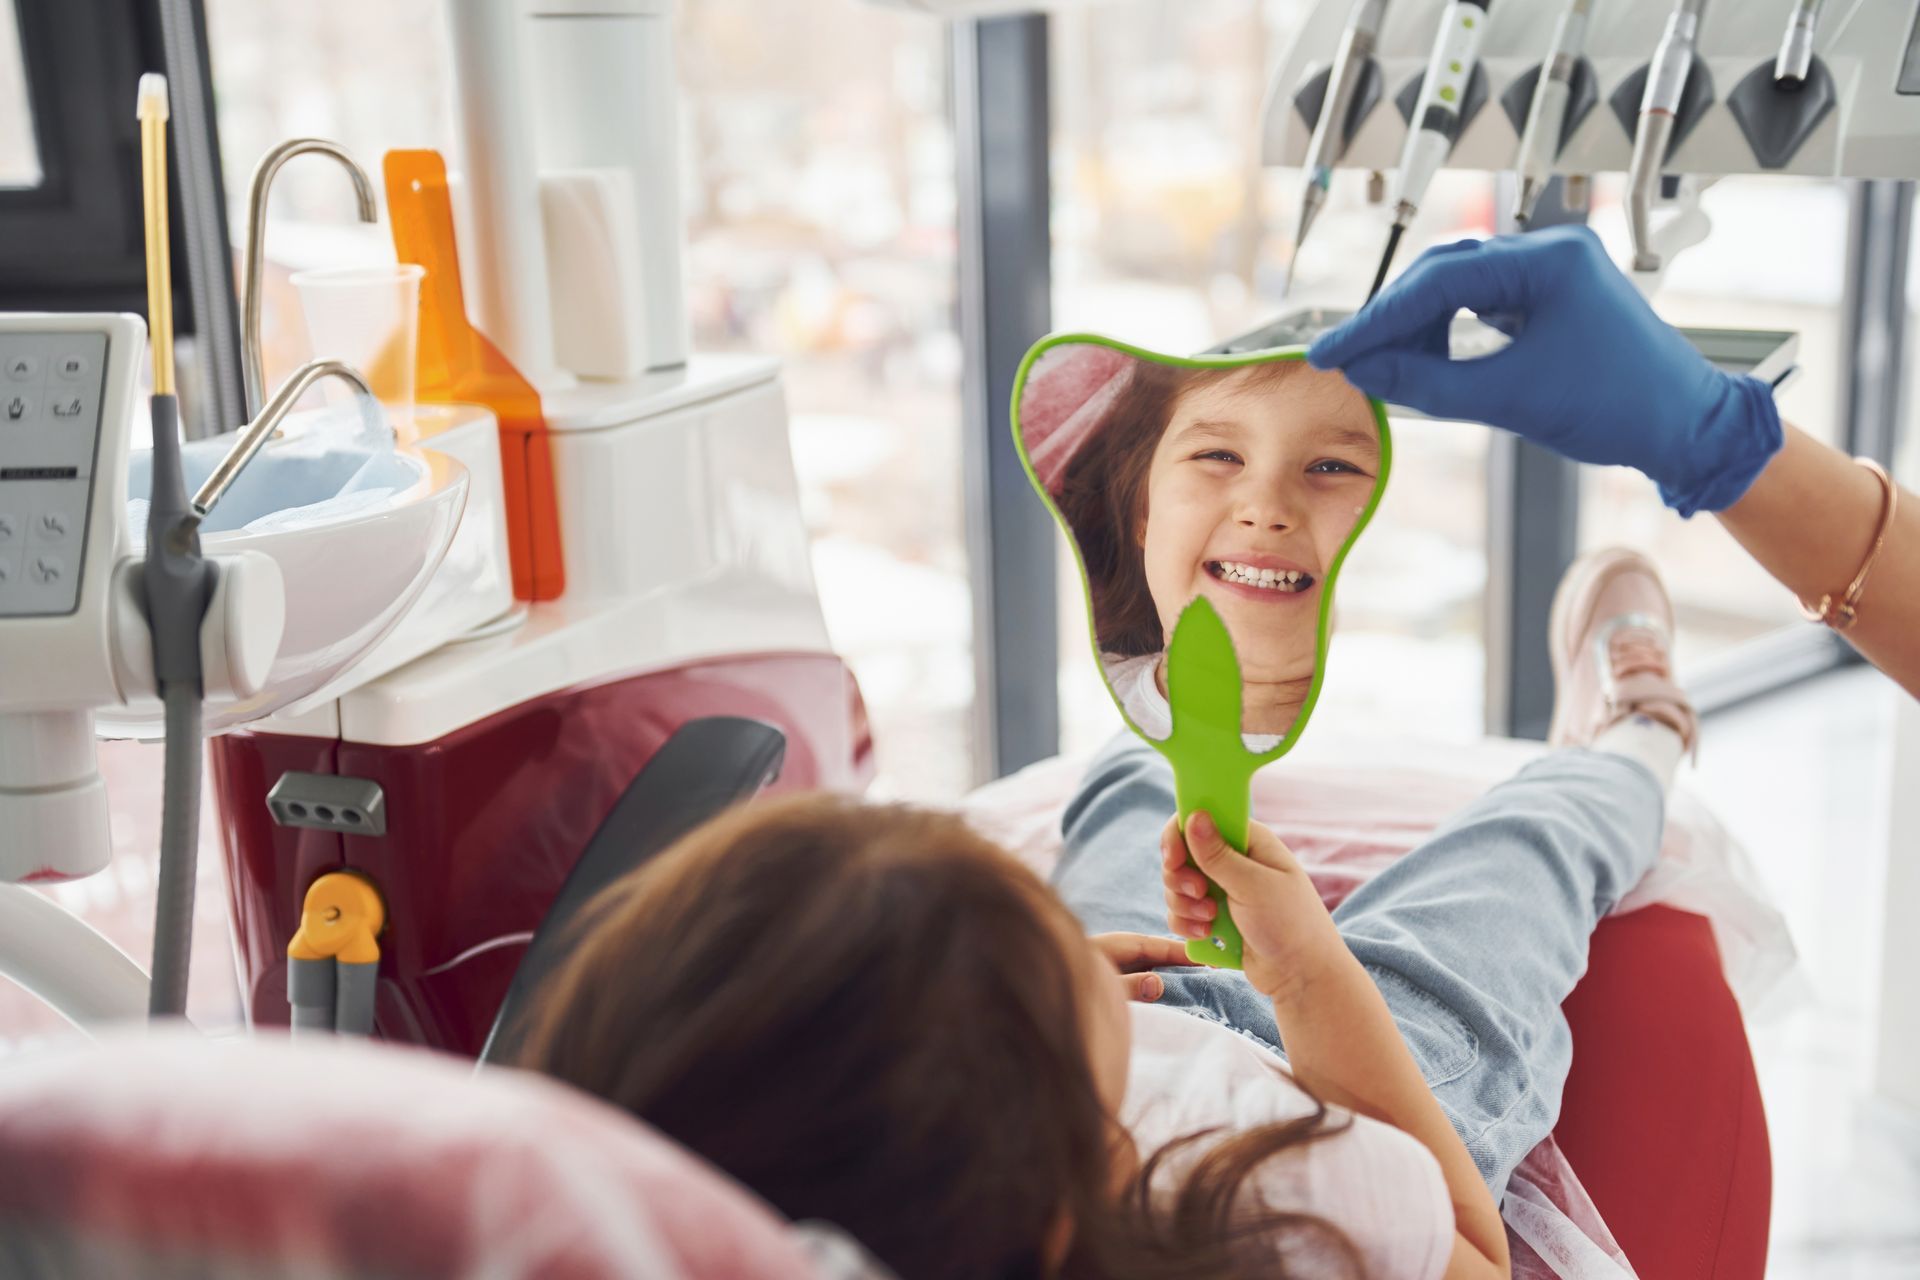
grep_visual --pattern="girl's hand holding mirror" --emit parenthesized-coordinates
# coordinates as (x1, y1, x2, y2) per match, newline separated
(1160, 811, 1345, 1005)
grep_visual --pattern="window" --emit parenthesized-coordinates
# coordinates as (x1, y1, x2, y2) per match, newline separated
(1576, 176, 1851, 672)
(1901, 197, 1920, 492)
(199, 0, 970, 799)
(0, 0, 39, 189)
(678, 3, 965, 798)
(1051, 1, 1493, 752)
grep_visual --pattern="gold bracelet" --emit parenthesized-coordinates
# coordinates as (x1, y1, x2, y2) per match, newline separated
(1800, 457, 1898, 633)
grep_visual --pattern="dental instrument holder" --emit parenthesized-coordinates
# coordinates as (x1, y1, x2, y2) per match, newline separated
(1263, 0, 1920, 269)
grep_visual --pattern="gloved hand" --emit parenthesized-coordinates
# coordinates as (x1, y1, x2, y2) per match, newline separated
(1307, 226, 1783, 517)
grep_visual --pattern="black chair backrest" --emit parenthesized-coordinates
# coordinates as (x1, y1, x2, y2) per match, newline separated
(478, 716, 786, 1067)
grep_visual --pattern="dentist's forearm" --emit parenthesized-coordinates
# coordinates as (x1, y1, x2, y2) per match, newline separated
(1266, 950, 1509, 1274)
(1716, 424, 1920, 697)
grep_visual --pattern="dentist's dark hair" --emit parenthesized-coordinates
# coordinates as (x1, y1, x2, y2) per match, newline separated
(517, 793, 1356, 1280)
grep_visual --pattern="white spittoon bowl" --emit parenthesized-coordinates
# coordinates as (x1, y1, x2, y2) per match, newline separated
(100, 413, 473, 739)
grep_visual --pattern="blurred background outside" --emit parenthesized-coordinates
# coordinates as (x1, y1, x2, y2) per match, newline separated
(0, 1, 1914, 1052)
(1, 0, 1902, 798)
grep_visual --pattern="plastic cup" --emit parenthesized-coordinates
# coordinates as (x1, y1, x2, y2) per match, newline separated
(290, 263, 425, 439)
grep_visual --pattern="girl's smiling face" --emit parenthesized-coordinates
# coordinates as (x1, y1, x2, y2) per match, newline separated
(1138, 363, 1381, 719)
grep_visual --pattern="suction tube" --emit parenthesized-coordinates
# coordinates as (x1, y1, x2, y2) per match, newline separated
(149, 681, 204, 1017)
(139, 74, 217, 1021)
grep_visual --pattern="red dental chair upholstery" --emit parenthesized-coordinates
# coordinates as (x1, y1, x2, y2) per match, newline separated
(0, 721, 1773, 1279)
(0, 906, 1772, 1280)
(1557, 906, 1772, 1278)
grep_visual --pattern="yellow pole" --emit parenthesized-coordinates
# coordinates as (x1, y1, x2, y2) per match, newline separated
(136, 74, 174, 397)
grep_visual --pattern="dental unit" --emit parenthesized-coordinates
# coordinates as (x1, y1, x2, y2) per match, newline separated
(1513, 0, 1595, 227)
(1625, 0, 1707, 273)
(1287, 0, 1390, 294)
(1251, 0, 1920, 369)
(1369, 0, 1492, 300)
(1773, 0, 1824, 87)
(0, 0, 868, 1053)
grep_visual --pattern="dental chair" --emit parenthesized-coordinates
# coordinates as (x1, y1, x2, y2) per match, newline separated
(962, 738, 1781, 1279)
(0, 728, 1773, 1280)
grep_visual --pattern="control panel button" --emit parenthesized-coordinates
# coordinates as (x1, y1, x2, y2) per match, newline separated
(29, 555, 64, 586)
(52, 353, 89, 382)
(5, 355, 41, 382)
(0, 514, 14, 545)
(32, 511, 71, 544)
(0, 557, 13, 586)
(4, 393, 32, 423)
(49, 394, 85, 420)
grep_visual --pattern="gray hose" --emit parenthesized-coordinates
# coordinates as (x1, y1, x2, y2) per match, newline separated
(147, 681, 202, 1019)
(142, 390, 215, 1023)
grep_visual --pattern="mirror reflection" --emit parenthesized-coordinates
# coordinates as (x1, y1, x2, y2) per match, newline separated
(1020, 342, 1387, 751)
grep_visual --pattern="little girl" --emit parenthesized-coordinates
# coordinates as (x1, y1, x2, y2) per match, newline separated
(1048, 353, 1382, 744)
(519, 547, 1700, 1279)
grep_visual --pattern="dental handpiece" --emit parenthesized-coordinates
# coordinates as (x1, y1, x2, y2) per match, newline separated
(1626, 0, 1707, 273)
(1773, 0, 1823, 85)
(1289, 0, 1390, 292)
(1513, 0, 1594, 226)
(1369, 0, 1492, 301)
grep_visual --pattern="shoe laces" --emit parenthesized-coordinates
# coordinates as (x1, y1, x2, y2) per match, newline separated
(1607, 627, 1671, 682)
(1594, 613, 1696, 754)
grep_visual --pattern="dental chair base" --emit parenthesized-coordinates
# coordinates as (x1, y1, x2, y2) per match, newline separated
(212, 651, 869, 1056)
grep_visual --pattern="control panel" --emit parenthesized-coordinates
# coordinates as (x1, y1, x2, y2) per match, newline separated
(1, 329, 111, 618)
(0, 313, 141, 714)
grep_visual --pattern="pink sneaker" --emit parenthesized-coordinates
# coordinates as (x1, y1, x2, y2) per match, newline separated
(1546, 549, 1699, 752)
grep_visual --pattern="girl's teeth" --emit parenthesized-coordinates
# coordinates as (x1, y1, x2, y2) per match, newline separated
(1211, 561, 1311, 591)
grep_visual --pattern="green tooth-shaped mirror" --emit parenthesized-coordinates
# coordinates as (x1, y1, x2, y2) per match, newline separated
(1012, 334, 1392, 969)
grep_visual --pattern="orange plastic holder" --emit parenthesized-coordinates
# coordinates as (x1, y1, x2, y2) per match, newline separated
(384, 150, 565, 602)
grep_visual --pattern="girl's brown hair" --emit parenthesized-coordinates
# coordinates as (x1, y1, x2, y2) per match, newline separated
(517, 793, 1355, 1280)
(1055, 358, 1311, 658)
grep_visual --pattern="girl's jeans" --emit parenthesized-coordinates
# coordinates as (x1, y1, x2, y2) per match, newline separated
(1054, 733, 1665, 1194)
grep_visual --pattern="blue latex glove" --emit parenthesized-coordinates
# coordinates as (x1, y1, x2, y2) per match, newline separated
(1307, 226, 1783, 518)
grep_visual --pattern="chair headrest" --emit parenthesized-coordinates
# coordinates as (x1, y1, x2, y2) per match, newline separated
(0, 1029, 826, 1280)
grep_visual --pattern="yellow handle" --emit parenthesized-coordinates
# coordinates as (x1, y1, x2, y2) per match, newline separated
(288, 873, 385, 965)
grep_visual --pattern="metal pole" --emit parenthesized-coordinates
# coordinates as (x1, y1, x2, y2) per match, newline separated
(1485, 173, 1583, 740)
(1839, 179, 1913, 467)
(156, 0, 246, 438)
(952, 15, 1059, 782)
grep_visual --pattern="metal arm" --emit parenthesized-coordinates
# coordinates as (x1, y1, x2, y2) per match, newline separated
(193, 359, 376, 520)
(241, 140, 377, 417)
(1774, 0, 1823, 85)
(1626, 0, 1707, 272)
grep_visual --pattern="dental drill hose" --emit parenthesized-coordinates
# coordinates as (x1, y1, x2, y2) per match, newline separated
(140, 74, 217, 1021)
(145, 396, 216, 1021)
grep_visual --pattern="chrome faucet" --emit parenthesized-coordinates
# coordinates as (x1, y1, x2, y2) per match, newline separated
(193, 359, 377, 520)
(241, 140, 378, 417)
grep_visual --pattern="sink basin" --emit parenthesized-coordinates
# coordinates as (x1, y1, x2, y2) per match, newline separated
(98, 415, 472, 738)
